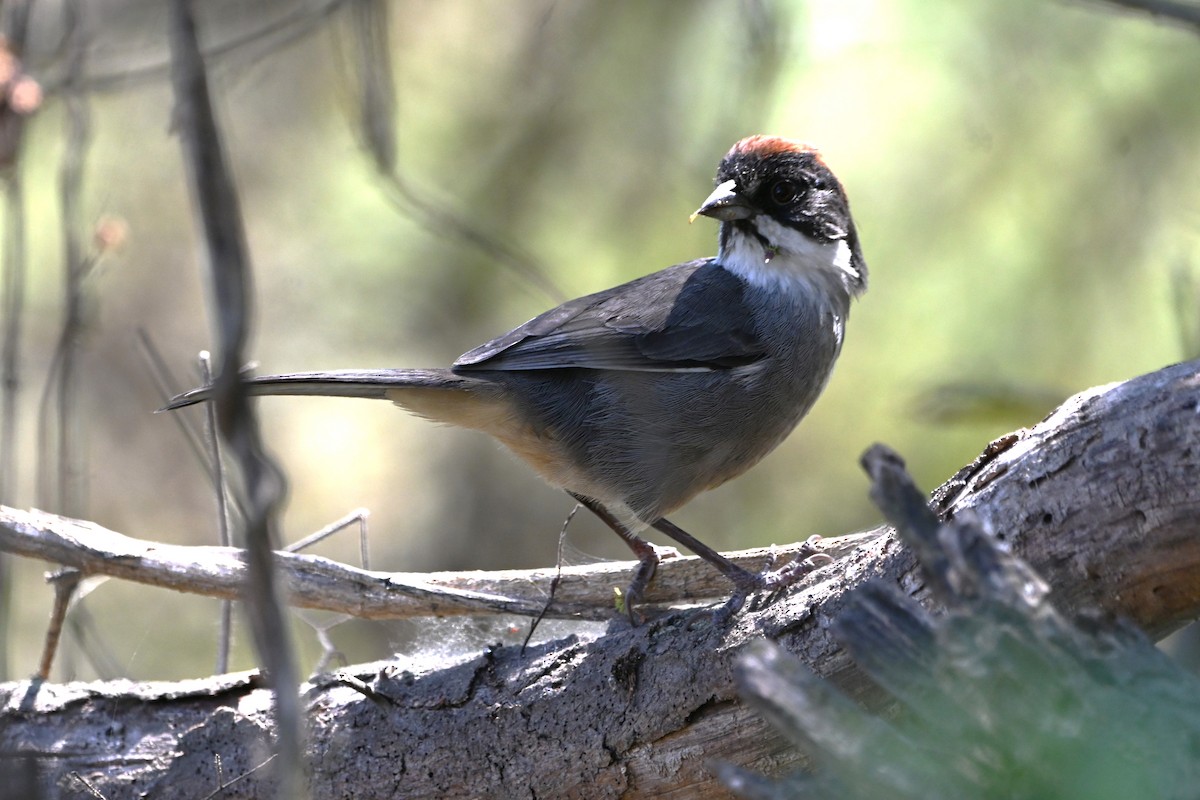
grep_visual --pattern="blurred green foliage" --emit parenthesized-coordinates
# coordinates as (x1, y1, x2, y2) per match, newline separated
(1, 0, 1197, 680)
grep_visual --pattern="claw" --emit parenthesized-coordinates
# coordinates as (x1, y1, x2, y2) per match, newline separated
(722, 541, 833, 615)
(621, 546, 664, 625)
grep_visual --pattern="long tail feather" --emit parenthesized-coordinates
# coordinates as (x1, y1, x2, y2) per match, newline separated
(160, 368, 468, 411)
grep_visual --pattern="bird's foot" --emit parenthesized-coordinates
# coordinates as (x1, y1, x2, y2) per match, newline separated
(620, 543, 682, 625)
(718, 537, 833, 620)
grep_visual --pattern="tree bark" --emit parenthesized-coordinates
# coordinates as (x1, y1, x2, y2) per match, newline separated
(1, 358, 1198, 799)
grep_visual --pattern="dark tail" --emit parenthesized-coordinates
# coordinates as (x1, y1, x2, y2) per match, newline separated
(160, 368, 473, 411)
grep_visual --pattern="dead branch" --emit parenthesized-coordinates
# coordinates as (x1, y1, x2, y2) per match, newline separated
(0, 505, 871, 621)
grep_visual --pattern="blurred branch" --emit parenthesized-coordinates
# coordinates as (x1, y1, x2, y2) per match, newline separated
(336, 3, 565, 302)
(0, 0, 40, 684)
(36, 0, 353, 95)
(723, 445, 1200, 798)
(346, 0, 394, 175)
(376, 172, 566, 302)
(1091, 0, 1200, 32)
(36, 0, 90, 517)
(1, 357, 1198, 797)
(166, 0, 298, 795)
(0, 169, 19, 684)
(910, 379, 1063, 428)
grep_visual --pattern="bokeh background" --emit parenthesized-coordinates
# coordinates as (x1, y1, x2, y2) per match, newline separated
(1, 0, 1198, 680)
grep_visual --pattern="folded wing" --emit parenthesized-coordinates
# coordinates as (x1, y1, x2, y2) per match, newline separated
(454, 259, 766, 373)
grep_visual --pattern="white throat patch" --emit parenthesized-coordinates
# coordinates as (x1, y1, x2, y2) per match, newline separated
(718, 215, 859, 296)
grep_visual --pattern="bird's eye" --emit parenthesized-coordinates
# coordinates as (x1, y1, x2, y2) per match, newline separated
(770, 180, 798, 206)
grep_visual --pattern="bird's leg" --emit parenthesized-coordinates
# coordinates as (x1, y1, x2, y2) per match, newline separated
(651, 517, 832, 615)
(650, 517, 758, 589)
(568, 493, 673, 624)
(571, 493, 831, 621)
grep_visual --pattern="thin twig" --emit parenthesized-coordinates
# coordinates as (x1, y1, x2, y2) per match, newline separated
(135, 332, 249, 520)
(67, 771, 108, 800)
(523, 503, 579, 650)
(37, 568, 81, 680)
(198, 752, 278, 800)
(200, 352, 234, 675)
(377, 170, 565, 304)
(285, 508, 370, 561)
(356, 511, 370, 571)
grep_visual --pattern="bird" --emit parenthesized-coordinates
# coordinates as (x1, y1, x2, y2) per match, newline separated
(165, 135, 868, 620)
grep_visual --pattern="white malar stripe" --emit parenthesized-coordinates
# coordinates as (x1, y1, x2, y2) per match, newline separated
(718, 215, 858, 295)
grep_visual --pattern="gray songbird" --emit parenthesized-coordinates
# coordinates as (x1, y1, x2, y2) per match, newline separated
(166, 135, 868, 619)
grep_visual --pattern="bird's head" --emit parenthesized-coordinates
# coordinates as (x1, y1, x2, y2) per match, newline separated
(693, 135, 866, 298)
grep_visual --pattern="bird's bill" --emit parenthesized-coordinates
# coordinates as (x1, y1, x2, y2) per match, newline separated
(690, 179, 755, 223)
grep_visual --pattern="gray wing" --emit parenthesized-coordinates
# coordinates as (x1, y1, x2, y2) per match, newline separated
(453, 259, 766, 373)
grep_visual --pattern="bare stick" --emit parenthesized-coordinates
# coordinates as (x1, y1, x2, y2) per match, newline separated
(0, 504, 866, 621)
(200, 352, 234, 675)
(135, 332, 249, 521)
(36, 569, 81, 680)
(523, 502, 580, 649)
(285, 508, 371, 563)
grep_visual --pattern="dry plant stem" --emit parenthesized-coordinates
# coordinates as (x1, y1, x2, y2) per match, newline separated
(285, 508, 372, 566)
(201, 353, 234, 676)
(36, 569, 81, 680)
(523, 502, 580, 649)
(136, 332, 251, 521)
(67, 771, 106, 799)
(356, 513, 369, 570)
